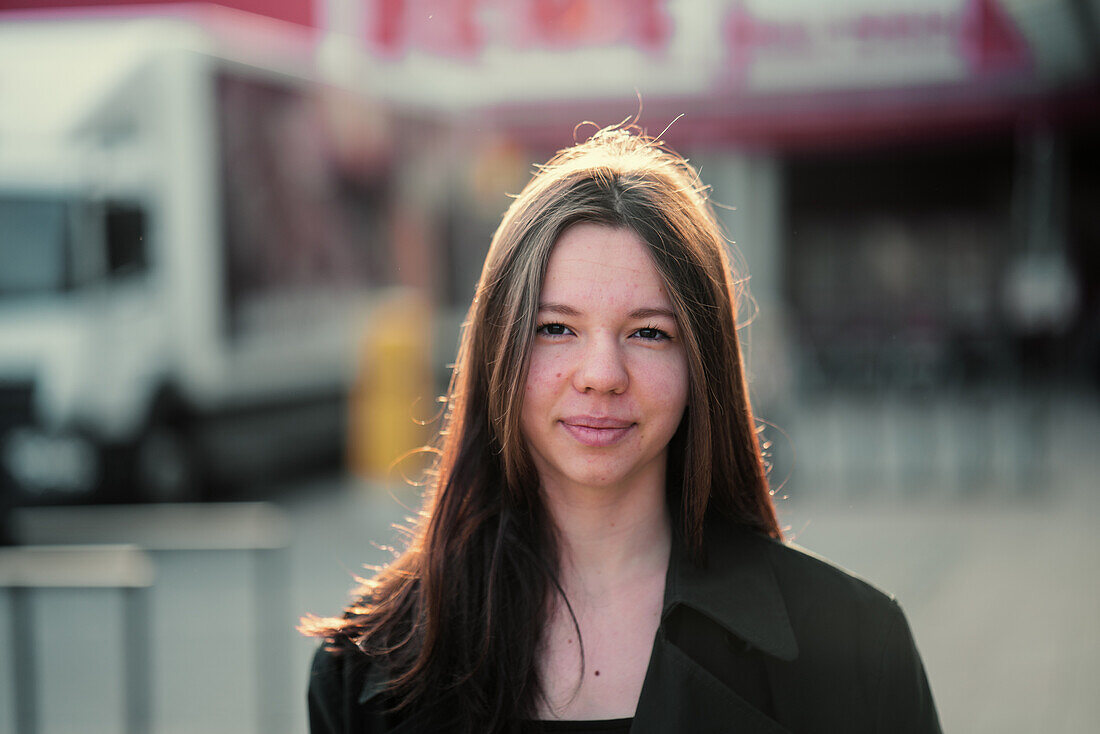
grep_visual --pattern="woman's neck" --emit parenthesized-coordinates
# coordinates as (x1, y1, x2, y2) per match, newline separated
(543, 476, 672, 598)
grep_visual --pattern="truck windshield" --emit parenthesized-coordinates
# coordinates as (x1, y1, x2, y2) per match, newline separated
(0, 198, 69, 297)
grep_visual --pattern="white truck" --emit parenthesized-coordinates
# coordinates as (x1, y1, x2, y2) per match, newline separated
(0, 14, 401, 504)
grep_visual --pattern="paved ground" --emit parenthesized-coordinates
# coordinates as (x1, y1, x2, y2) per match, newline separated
(3, 473, 1097, 734)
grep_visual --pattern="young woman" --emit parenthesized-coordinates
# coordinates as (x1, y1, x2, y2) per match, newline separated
(303, 127, 942, 733)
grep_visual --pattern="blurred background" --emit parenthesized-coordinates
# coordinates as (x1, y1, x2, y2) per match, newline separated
(0, 0, 1097, 732)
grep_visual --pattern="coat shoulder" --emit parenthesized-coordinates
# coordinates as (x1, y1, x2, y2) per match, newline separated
(308, 635, 381, 734)
(762, 534, 898, 613)
(758, 533, 909, 661)
(744, 532, 943, 733)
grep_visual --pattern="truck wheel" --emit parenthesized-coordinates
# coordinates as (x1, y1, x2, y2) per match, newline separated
(135, 424, 201, 503)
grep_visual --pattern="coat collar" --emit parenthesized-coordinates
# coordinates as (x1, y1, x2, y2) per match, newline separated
(663, 519, 799, 662)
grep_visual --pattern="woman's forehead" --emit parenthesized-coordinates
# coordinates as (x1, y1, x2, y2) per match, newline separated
(538, 223, 672, 311)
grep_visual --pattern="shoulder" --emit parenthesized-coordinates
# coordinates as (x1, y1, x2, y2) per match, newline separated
(307, 636, 461, 734)
(704, 518, 900, 628)
(723, 527, 941, 732)
(697, 518, 925, 664)
(309, 634, 370, 689)
(679, 518, 910, 666)
(762, 533, 899, 618)
(735, 528, 909, 661)
(307, 636, 383, 734)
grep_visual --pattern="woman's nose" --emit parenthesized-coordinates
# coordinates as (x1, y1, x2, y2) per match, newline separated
(572, 336, 629, 395)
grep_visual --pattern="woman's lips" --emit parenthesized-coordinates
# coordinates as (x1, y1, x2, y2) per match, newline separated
(559, 417, 635, 447)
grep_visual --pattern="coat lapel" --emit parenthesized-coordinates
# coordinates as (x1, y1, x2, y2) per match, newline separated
(664, 521, 799, 662)
(631, 633, 791, 734)
(627, 520, 798, 733)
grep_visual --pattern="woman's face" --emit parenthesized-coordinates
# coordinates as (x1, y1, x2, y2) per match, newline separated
(520, 223, 689, 498)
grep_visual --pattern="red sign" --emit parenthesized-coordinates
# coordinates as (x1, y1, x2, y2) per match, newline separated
(515, 0, 669, 51)
(960, 0, 1033, 75)
(366, 0, 671, 58)
(370, 0, 483, 57)
(0, 0, 317, 28)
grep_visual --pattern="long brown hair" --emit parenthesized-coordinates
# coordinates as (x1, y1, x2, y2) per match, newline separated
(302, 126, 780, 732)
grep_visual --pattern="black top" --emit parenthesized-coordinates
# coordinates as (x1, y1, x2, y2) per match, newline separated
(521, 718, 632, 734)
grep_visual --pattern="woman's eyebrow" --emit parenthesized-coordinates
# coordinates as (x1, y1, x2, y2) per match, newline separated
(537, 303, 581, 317)
(537, 304, 677, 320)
(629, 307, 677, 320)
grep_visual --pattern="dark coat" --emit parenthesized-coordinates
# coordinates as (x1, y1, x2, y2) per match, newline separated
(308, 520, 942, 733)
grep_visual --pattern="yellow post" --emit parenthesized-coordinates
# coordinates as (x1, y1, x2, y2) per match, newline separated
(348, 290, 432, 481)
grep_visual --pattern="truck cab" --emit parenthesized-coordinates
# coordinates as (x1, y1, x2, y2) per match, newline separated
(1, 15, 399, 506)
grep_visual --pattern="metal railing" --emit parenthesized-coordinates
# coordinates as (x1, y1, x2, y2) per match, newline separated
(0, 544, 154, 734)
(10, 502, 292, 734)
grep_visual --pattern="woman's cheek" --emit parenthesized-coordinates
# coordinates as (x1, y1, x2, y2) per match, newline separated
(530, 350, 569, 385)
(524, 356, 559, 403)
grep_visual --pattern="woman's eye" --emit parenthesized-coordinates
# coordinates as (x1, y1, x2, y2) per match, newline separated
(634, 327, 671, 341)
(537, 323, 572, 337)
